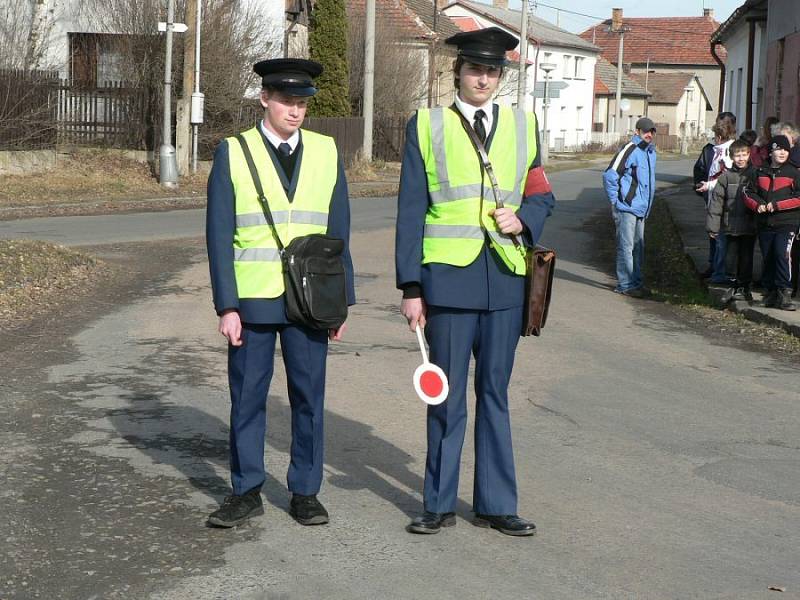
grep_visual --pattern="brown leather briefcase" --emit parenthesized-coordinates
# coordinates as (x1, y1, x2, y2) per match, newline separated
(522, 245, 556, 337)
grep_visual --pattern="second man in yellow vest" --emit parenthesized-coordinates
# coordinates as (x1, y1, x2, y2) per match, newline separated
(396, 27, 556, 536)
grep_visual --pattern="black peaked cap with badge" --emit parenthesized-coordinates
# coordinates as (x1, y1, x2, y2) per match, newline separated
(253, 58, 323, 97)
(444, 26, 519, 67)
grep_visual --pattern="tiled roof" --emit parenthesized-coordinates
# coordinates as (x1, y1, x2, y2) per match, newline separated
(449, 15, 532, 64)
(451, 0, 600, 53)
(404, 0, 463, 38)
(347, 0, 461, 40)
(579, 16, 727, 65)
(594, 56, 650, 97)
(629, 71, 696, 104)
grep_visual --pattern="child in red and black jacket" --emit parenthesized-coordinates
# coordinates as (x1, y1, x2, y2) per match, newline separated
(743, 135, 800, 310)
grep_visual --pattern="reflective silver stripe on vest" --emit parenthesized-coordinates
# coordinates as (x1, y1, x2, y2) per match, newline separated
(429, 107, 449, 185)
(428, 108, 526, 205)
(423, 224, 484, 239)
(486, 230, 516, 247)
(429, 183, 522, 205)
(235, 210, 328, 228)
(514, 109, 528, 189)
(233, 248, 282, 262)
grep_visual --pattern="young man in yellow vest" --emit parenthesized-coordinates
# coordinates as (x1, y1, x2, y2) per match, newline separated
(396, 28, 555, 536)
(206, 59, 354, 528)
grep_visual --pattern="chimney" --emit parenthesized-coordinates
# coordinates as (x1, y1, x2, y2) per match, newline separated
(493, 0, 508, 9)
(437, 0, 449, 9)
(612, 8, 623, 32)
(703, 8, 714, 18)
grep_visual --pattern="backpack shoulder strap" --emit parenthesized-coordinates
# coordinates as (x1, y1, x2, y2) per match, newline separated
(607, 142, 636, 176)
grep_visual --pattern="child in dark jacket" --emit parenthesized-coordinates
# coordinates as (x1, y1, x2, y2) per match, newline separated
(707, 139, 757, 303)
(742, 135, 800, 310)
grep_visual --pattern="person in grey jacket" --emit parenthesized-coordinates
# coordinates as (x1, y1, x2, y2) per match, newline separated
(706, 138, 757, 303)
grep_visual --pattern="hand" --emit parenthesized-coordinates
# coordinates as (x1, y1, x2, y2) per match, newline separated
(757, 204, 767, 214)
(219, 309, 243, 346)
(696, 182, 709, 193)
(488, 207, 523, 235)
(401, 297, 427, 332)
(709, 233, 717, 239)
(329, 322, 347, 341)
(767, 202, 776, 213)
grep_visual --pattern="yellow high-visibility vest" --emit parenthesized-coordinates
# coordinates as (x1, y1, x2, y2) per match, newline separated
(227, 126, 337, 298)
(416, 105, 538, 274)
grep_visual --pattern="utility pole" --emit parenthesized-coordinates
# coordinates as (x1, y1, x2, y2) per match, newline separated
(517, 0, 528, 109)
(176, 0, 197, 176)
(159, 0, 179, 188)
(428, 0, 439, 107)
(363, 0, 376, 161)
(608, 8, 629, 137)
(190, 0, 203, 173)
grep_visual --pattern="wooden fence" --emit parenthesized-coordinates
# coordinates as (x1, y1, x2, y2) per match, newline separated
(1, 68, 409, 162)
(0, 69, 59, 150)
(55, 81, 154, 149)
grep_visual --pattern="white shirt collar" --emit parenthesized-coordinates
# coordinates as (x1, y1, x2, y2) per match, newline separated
(260, 120, 300, 154)
(454, 94, 493, 133)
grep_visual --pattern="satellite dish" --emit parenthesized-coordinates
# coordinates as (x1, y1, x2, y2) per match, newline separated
(412, 325, 448, 405)
(620, 98, 631, 112)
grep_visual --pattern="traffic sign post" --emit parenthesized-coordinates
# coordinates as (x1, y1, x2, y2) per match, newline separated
(413, 325, 448, 405)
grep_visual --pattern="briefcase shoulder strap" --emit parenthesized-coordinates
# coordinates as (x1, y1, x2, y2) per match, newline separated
(234, 133, 285, 253)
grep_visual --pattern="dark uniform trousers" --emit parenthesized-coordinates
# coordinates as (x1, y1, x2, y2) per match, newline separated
(228, 322, 328, 497)
(423, 305, 522, 516)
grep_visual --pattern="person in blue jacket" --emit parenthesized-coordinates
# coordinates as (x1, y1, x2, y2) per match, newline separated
(205, 59, 355, 528)
(395, 27, 555, 537)
(603, 117, 658, 297)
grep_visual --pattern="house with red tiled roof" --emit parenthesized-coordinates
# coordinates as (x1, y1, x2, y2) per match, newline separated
(592, 56, 650, 135)
(580, 8, 724, 128)
(444, 0, 601, 150)
(629, 71, 711, 138)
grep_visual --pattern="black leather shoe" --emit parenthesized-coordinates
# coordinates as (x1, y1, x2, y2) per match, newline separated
(473, 514, 536, 537)
(407, 511, 456, 534)
(289, 494, 329, 525)
(207, 489, 264, 528)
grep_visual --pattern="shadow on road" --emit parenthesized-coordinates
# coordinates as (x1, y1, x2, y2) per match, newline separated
(106, 367, 473, 520)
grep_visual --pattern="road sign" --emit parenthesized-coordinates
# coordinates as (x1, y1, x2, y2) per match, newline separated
(532, 81, 568, 99)
(413, 325, 448, 405)
(158, 22, 188, 33)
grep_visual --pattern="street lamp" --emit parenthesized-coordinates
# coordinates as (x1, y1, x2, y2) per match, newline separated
(681, 85, 693, 155)
(538, 62, 556, 165)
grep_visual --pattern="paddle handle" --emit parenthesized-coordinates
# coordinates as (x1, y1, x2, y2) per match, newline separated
(415, 324, 428, 364)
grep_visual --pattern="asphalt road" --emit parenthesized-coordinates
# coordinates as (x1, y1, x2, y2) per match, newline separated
(2, 159, 799, 599)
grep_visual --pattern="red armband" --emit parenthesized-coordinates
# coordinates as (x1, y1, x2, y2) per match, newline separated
(524, 166, 552, 197)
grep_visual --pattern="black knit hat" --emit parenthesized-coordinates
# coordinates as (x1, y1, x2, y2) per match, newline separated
(770, 135, 792, 153)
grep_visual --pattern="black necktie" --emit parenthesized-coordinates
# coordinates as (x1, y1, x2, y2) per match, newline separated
(278, 142, 292, 157)
(473, 109, 487, 145)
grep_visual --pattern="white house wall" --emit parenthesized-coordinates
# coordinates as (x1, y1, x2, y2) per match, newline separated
(443, 4, 597, 149)
(720, 17, 769, 131)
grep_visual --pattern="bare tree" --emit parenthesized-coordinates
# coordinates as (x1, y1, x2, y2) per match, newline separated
(348, 11, 428, 117)
(77, 0, 279, 152)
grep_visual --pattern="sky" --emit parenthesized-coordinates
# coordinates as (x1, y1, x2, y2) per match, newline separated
(504, 0, 743, 33)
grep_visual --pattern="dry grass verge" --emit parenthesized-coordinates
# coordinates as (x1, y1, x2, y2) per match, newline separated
(0, 149, 207, 209)
(0, 240, 106, 327)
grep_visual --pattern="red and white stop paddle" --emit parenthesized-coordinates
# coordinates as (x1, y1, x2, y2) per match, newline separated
(413, 325, 449, 405)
